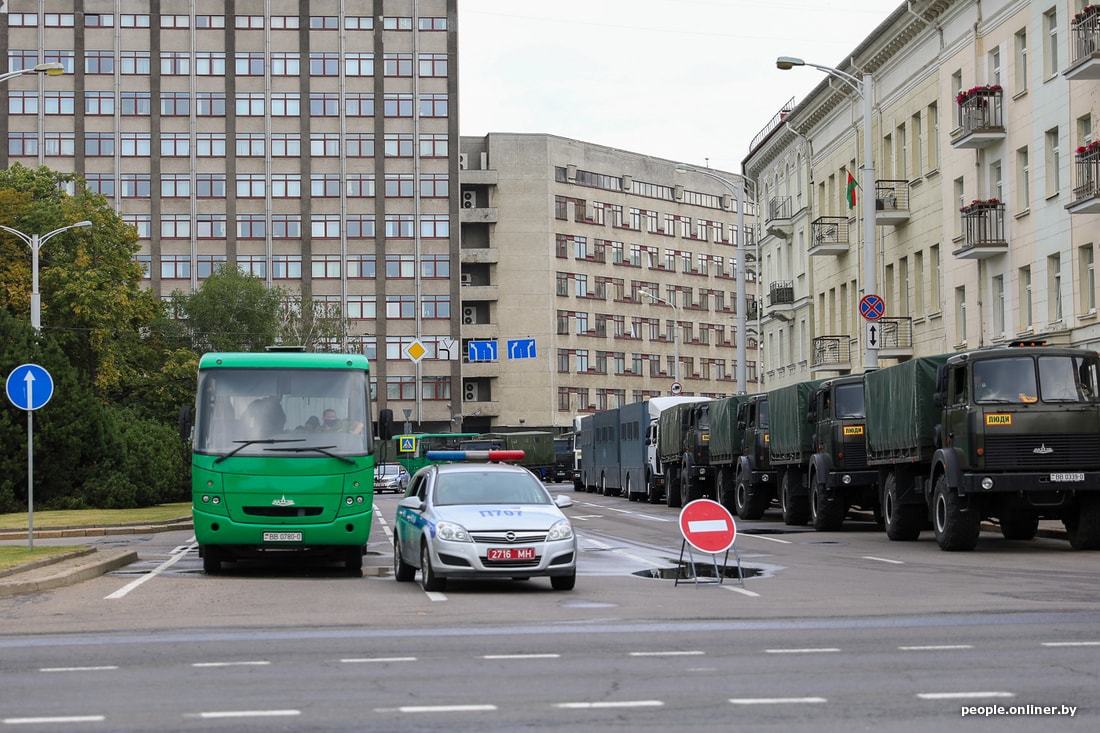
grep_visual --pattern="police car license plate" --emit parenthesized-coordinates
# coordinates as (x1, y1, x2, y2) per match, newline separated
(487, 547, 537, 561)
(1051, 473, 1085, 482)
(263, 532, 302, 542)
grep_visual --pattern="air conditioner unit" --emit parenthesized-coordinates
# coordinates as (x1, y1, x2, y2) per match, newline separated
(621, 175, 633, 191)
(674, 185, 684, 201)
(463, 382, 479, 402)
(462, 306, 477, 325)
(461, 190, 476, 209)
(566, 164, 577, 182)
(458, 153, 468, 170)
(460, 273, 473, 286)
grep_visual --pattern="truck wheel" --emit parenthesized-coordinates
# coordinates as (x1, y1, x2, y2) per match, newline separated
(718, 468, 736, 514)
(999, 504, 1039, 541)
(1066, 496, 1100, 550)
(647, 473, 663, 504)
(599, 474, 607, 496)
(810, 482, 844, 531)
(781, 471, 809, 526)
(883, 472, 922, 541)
(736, 472, 767, 520)
(933, 476, 979, 551)
(666, 467, 683, 508)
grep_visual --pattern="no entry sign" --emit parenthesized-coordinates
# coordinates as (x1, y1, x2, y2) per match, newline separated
(678, 499, 737, 555)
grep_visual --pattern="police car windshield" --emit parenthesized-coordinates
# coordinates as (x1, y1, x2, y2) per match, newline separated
(434, 471, 552, 506)
(834, 384, 866, 418)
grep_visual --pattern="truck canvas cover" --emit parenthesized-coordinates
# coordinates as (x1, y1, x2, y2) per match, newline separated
(709, 395, 751, 465)
(658, 403, 692, 461)
(768, 380, 823, 462)
(865, 354, 949, 462)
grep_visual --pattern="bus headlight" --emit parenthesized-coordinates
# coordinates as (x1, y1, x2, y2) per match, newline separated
(346, 496, 355, 505)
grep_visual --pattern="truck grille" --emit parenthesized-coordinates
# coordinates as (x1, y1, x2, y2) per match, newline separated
(838, 441, 867, 470)
(983, 434, 1100, 470)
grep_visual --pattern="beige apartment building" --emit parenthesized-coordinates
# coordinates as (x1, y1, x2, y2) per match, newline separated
(745, 0, 1098, 388)
(458, 133, 761, 432)
(0, 0, 461, 430)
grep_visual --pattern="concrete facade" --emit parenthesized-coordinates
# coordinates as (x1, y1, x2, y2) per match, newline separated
(459, 133, 761, 432)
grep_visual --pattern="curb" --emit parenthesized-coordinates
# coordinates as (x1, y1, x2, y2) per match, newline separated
(363, 565, 392, 578)
(0, 547, 96, 579)
(0, 549, 138, 599)
(0, 520, 193, 542)
(980, 521, 1067, 541)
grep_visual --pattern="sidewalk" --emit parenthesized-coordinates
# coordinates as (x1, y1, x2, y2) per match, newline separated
(0, 547, 138, 599)
(0, 517, 192, 542)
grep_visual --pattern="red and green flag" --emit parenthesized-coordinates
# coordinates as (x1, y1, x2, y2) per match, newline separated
(846, 171, 859, 209)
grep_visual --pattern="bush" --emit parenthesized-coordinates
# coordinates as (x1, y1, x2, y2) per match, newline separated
(83, 407, 188, 508)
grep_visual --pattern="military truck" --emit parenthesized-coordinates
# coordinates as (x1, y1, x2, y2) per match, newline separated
(711, 394, 752, 514)
(865, 345, 1100, 551)
(657, 399, 714, 508)
(730, 394, 775, 519)
(553, 436, 573, 483)
(767, 380, 825, 526)
(460, 431, 556, 479)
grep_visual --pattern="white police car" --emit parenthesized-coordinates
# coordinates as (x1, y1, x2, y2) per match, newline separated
(392, 453, 577, 591)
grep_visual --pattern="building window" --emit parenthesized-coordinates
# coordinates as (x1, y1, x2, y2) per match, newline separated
(346, 296, 376, 319)
(120, 92, 151, 116)
(196, 215, 227, 239)
(345, 53, 374, 77)
(272, 255, 303, 280)
(383, 94, 413, 117)
(911, 113, 923, 177)
(385, 215, 415, 238)
(347, 255, 376, 278)
(927, 102, 939, 170)
(421, 255, 449, 279)
(196, 174, 226, 198)
(992, 274, 1005, 337)
(347, 216, 376, 238)
(385, 255, 415, 279)
(236, 174, 266, 198)
(271, 215, 301, 239)
(419, 53, 448, 77)
(1082, 245, 1096, 315)
(347, 134, 374, 157)
(990, 159, 1003, 202)
(421, 134, 448, 158)
(271, 93, 300, 117)
(346, 174, 375, 198)
(160, 51, 190, 75)
(930, 244, 942, 309)
(385, 133, 414, 157)
(1045, 128, 1060, 196)
(195, 15, 225, 29)
(8, 14, 38, 27)
(44, 13, 76, 27)
(84, 133, 114, 157)
(161, 174, 190, 198)
(160, 255, 191, 280)
(310, 93, 340, 117)
(270, 16, 300, 30)
(346, 16, 374, 30)
(422, 296, 450, 319)
(124, 215, 151, 239)
(161, 216, 191, 239)
(1044, 8, 1058, 78)
(383, 16, 413, 30)
(421, 215, 449, 238)
(195, 52, 226, 76)
(953, 177, 964, 236)
(236, 133, 265, 157)
(1014, 28, 1028, 94)
(1019, 265, 1033, 329)
(236, 93, 264, 116)
(312, 215, 341, 238)
(311, 133, 341, 158)
(235, 52, 265, 76)
(312, 255, 342, 279)
(195, 93, 226, 116)
(270, 134, 300, 157)
(345, 93, 374, 117)
(309, 52, 340, 76)
(120, 133, 151, 157)
(239, 255, 266, 278)
(236, 215, 266, 239)
(196, 256, 227, 280)
(386, 296, 416, 319)
(43, 92, 76, 115)
(161, 133, 190, 157)
(1048, 254, 1063, 323)
(268, 51, 299, 76)
(385, 174, 415, 198)
(271, 174, 301, 198)
(120, 14, 150, 28)
(85, 51, 115, 74)
(420, 174, 449, 198)
(7, 50, 37, 73)
(420, 94, 448, 117)
(309, 15, 339, 30)
(160, 92, 189, 116)
(955, 286, 967, 343)
(1016, 146, 1030, 212)
(196, 133, 226, 157)
(420, 16, 448, 30)
(311, 174, 342, 198)
(84, 174, 114, 196)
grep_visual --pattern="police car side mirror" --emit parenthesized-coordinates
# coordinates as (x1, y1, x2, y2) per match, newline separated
(398, 496, 424, 512)
(554, 495, 574, 509)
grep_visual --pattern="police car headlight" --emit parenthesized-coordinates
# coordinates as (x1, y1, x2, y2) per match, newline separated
(436, 521, 472, 542)
(547, 520, 573, 541)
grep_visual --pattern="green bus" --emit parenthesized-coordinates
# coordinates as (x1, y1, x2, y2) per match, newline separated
(189, 351, 392, 574)
(382, 432, 480, 475)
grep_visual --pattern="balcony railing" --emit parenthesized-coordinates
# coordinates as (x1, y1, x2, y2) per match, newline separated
(809, 216, 849, 255)
(952, 86, 1005, 148)
(767, 197, 792, 222)
(1068, 150, 1100, 214)
(875, 179, 910, 224)
(1066, 6, 1100, 79)
(875, 316, 913, 355)
(955, 201, 1008, 259)
(768, 280, 794, 307)
(812, 336, 852, 370)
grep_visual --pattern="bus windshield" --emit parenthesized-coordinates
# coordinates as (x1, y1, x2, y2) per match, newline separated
(834, 383, 866, 418)
(194, 368, 371, 457)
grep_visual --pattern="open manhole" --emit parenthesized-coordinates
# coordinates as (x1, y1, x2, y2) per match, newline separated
(632, 562, 763, 581)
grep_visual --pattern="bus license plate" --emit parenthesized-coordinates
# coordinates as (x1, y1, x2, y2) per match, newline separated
(487, 547, 536, 562)
(263, 532, 303, 542)
(1051, 473, 1085, 483)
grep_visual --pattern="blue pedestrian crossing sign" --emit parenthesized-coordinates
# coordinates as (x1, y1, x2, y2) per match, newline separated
(398, 436, 417, 453)
(507, 338, 537, 360)
(5, 363, 54, 412)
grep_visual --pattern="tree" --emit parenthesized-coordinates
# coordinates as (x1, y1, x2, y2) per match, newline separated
(278, 295, 351, 352)
(170, 265, 284, 353)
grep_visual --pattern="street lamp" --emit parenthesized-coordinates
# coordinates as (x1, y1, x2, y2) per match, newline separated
(675, 166, 753, 395)
(0, 221, 94, 332)
(777, 55, 877, 369)
(0, 62, 66, 85)
(639, 287, 682, 385)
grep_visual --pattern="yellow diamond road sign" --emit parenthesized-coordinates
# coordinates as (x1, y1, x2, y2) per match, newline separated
(403, 339, 428, 363)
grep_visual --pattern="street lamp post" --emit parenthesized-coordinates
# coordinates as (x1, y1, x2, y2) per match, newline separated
(777, 56, 877, 370)
(0, 221, 94, 332)
(639, 288, 681, 384)
(0, 62, 66, 85)
(675, 167, 753, 394)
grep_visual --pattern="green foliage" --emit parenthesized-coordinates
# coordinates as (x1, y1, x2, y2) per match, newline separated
(170, 265, 284, 353)
(83, 407, 188, 509)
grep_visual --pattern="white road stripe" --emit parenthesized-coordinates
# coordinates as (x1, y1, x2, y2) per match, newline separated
(688, 519, 729, 533)
(3, 716, 105, 725)
(39, 666, 118, 673)
(191, 661, 270, 668)
(765, 648, 840, 654)
(632, 513, 673, 522)
(394, 705, 497, 713)
(917, 692, 1014, 700)
(738, 533, 792, 544)
(1042, 641, 1100, 647)
(376, 513, 393, 541)
(899, 645, 974, 651)
(105, 536, 196, 600)
(482, 654, 561, 660)
(340, 657, 417, 663)
(729, 697, 827, 705)
(425, 591, 448, 602)
(862, 556, 905, 565)
(606, 507, 634, 514)
(629, 651, 704, 657)
(556, 701, 664, 709)
(722, 585, 761, 598)
(193, 710, 300, 719)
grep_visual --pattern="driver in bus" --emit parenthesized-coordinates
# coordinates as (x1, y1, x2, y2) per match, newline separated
(319, 408, 365, 435)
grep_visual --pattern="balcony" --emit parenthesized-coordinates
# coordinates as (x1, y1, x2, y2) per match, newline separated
(874, 316, 913, 359)
(461, 400, 503, 417)
(1066, 149, 1100, 215)
(875, 180, 910, 225)
(1064, 7, 1100, 80)
(953, 201, 1008, 259)
(764, 196, 793, 239)
(460, 206, 498, 224)
(951, 86, 1006, 149)
(811, 335, 853, 373)
(808, 216, 850, 256)
(460, 284, 499, 302)
(767, 280, 795, 318)
(459, 247, 499, 264)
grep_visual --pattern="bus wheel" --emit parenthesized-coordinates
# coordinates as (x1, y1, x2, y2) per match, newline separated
(202, 546, 222, 575)
(344, 547, 363, 576)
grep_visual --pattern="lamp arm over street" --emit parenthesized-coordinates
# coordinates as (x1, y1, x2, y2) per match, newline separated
(0, 221, 94, 332)
(640, 288, 682, 383)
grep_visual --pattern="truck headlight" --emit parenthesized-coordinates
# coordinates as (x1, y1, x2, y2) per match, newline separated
(547, 520, 574, 541)
(981, 477, 994, 490)
(842, 474, 852, 485)
(436, 521, 472, 542)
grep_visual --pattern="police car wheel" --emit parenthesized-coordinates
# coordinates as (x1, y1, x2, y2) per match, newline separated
(394, 539, 416, 582)
(420, 543, 447, 592)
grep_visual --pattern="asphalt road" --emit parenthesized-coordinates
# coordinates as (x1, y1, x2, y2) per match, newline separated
(0, 483, 1097, 731)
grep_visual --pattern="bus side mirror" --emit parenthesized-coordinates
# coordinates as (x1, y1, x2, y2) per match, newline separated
(178, 405, 193, 443)
(378, 408, 395, 440)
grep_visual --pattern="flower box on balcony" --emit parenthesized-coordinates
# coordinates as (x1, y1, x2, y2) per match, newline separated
(959, 197, 1002, 214)
(1075, 141, 1100, 159)
(955, 84, 1002, 106)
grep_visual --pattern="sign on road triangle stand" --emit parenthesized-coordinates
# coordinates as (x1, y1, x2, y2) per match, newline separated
(398, 436, 417, 453)
(5, 363, 55, 550)
(675, 499, 745, 587)
(865, 320, 881, 351)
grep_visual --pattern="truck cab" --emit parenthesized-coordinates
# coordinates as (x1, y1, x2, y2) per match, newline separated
(733, 395, 775, 519)
(678, 403, 714, 505)
(807, 375, 878, 529)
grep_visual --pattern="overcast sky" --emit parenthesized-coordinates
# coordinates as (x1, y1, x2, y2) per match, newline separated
(459, 0, 896, 172)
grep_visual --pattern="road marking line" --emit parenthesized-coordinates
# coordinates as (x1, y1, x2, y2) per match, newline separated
(482, 654, 561, 659)
(722, 585, 761, 598)
(191, 661, 271, 668)
(738, 534, 792, 544)
(1042, 641, 1100, 647)
(425, 591, 448, 602)
(917, 692, 1014, 700)
(3, 716, 106, 725)
(105, 537, 196, 600)
(376, 514, 393, 541)
(556, 701, 664, 709)
(899, 645, 974, 651)
(393, 705, 497, 713)
(629, 651, 704, 657)
(340, 657, 417, 663)
(193, 710, 300, 719)
(570, 515, 603, 521)
(765, 648, 840, 654)
(632, 513, 673, 522)
(38, 666, 118, 673)
(606, 507, 634, 514)
(862, 556, 905, 565)
(729, 697, 827, 705)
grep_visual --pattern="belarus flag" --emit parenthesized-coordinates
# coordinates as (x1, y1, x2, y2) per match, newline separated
(846, 171, 858, 209)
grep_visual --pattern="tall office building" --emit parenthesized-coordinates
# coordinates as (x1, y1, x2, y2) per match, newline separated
(0, 0, 460, 429)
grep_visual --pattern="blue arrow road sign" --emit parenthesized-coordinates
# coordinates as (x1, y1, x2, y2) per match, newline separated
(507, 338, 537, 360)
(5, 363, 54, 411)
(467, 340, 499, 362)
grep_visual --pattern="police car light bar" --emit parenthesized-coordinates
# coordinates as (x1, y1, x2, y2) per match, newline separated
(427, 450, 526, 462)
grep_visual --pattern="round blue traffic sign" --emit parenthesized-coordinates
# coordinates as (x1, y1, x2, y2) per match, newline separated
(859, 294, 886, 321)
(5, 364, 54, 411)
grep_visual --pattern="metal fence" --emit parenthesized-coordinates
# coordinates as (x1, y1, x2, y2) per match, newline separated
(811, 336, 852, 368)
(811, 216, 849, 246)
(875, 180, 910, 213)
(768, 281, 794, 306)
